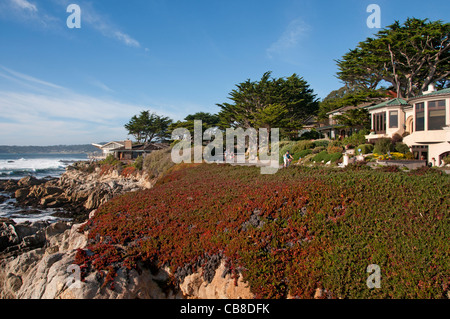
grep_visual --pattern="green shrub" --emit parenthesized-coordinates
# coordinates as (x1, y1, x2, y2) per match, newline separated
(133, 155, 144, 170)
(312, 146, 326, 154)
(327, 152, 342, 163)
(373, 138, 394, 154)
(313, 140, 330, 148)
(100, 154, 121, 166)
(342, 129, 369, 147)
(443, 156, 450, 165)
(355, 144, 374, 155)
(299, 129, 321, 140)
(293, 149, 312, 161)
(313, 151, 328, 163)
(143, 148, 175, 178)
(312, 151, 343, 164)
(405, 152, 415, 160)
(291, 140, 315, 154)
(395, 142, 410, 154)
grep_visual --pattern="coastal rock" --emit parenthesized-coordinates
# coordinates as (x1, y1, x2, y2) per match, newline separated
(179, 261, 254, 299)
(0, 163, 257, 299)
(18, 176, 43, 188)
(0, 219, 48, 257)
(15, 188, 29, 201)
(6, 162, 153, 222)
(0, 213, 254, 299)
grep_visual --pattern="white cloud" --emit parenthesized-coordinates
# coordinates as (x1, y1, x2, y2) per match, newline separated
(0, 0, 60, 30)
(90, 79, 115, 93)
(11, 0, 37, 12)
(113, 31, 141, 48)
(0, 65, 64, 90)
(0, 67, 157, 145)
(79, 2, 141, 48)
(266, 18, 311, 58)
(1, 0, 141, 49)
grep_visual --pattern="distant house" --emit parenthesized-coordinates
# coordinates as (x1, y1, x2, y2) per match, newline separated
(365, 85, 450, 166)
(92, 140, 168, 161)
(317, 99, 388, 139)
(91, 141, 127, 158)
(297, 115, 319, 138)
(112, 142, 168, 160)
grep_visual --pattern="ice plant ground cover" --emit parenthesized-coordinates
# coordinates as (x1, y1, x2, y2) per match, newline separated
(76, 163, 450, 298)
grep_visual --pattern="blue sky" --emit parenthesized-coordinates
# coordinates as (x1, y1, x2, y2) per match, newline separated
(0, 0, 449, 145)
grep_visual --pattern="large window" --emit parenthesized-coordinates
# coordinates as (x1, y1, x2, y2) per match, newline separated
(415, 103, 425, 131)
(373, 112, 386, 133)
(428, 100, 446, 130)
(389, 110, 398, 128)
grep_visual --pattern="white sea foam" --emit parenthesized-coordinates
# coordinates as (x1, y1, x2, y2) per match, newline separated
(0, 157, 66, 171)
(0, 154, 87, 179)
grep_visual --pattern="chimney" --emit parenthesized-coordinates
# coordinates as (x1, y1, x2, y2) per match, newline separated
(124, 139, 132, 150)
(423, 83, 436, 95)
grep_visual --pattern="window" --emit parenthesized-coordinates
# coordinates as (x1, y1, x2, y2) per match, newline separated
(373, 112, 386, 133)
(428, 100, 446, 130)
(389, 110, 398, 128)
(415, 103, 425, 131)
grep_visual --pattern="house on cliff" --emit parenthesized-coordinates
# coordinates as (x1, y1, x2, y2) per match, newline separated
(365, 85, 450, 166)
(92, 140, 168, 160)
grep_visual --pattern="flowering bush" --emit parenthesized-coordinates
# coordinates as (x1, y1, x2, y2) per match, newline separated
(75, 163, 450, 299)
(373, 152, 409, 160)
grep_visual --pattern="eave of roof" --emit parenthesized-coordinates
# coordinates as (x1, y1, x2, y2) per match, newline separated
(408, 88, 450, 101)
(365, 98, 409, 111)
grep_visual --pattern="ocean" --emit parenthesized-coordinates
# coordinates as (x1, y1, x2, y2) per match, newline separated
(0, 153, 88, 223)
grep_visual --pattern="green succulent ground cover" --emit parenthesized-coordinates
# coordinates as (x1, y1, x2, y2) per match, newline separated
(76, 163, 450, 298)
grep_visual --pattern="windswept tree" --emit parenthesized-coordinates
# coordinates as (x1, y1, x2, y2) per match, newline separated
(318, 86, 389, 120)
(169, 112, 220, 139)
(124, 111, 172, 143)
(217, 71, 318, 138)
(333, 108, 371, 131)
(336, 18, 450, 98)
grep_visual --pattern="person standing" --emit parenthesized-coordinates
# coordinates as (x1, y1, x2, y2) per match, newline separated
(283, 151, 293, 168)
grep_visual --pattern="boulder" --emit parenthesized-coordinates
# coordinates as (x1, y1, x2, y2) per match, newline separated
(179, 261, 254, 299)
(0, 221, 48, 256)
(18, 176, 42, 188)
(14, 188, 30, 201)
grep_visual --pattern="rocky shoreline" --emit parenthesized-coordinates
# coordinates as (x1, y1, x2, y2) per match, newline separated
(0, 161, 153, 223)
(0, 162, 253, 299)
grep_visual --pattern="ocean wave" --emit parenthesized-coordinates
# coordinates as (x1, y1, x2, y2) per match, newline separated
(0, 157, 86, 180)
(0, 168, 63, 177)
(0, 158, 65, 171)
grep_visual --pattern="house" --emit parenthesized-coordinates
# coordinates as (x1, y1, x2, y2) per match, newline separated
(317, 99, 388, 139)
(91, 141, 128, 158)
(297, 115, 319, 138)
(92, 140, 168, 161)
(365, 85, 450, 166)
(112, 142, 168, 160)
